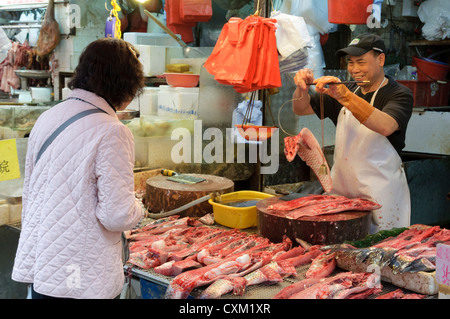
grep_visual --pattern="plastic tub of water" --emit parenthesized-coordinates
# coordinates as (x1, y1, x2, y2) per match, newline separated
(209, 191, 274, 229)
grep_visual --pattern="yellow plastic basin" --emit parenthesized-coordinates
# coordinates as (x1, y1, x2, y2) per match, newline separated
(209, 191, 274, 229)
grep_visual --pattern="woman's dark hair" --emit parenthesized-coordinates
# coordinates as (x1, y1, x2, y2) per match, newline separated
(68, 38, 145, 110)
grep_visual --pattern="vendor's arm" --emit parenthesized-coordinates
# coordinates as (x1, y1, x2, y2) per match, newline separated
(314, 76, 399, 136)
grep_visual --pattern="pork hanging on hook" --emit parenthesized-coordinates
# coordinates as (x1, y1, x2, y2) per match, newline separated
(36, 0, 60, 57)
(204, 14, 282, 93)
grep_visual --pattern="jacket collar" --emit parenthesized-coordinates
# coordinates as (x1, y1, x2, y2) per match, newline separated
(68, 89, 117, 118)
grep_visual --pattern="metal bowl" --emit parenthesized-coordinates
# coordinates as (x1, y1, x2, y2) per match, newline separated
(117, 109, 139, 120)
(15, 70, 51, 79)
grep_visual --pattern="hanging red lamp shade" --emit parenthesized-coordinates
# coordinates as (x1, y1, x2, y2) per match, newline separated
(328, 0, 373, 25)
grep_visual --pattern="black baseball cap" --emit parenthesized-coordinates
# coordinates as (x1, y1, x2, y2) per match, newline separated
(336, 33, 386, 57)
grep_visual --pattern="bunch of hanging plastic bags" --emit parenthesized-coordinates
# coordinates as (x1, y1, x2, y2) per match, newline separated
(271, 11, 311, 75)
(204, 15, 282, 93)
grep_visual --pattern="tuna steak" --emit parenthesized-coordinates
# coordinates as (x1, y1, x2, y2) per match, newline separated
(267, 195, 348, 211)
(285, 198, 382, 219)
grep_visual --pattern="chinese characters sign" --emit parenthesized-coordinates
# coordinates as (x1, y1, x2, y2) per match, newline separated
(437, 244, 450, 287)
(0, 139, 21, 182)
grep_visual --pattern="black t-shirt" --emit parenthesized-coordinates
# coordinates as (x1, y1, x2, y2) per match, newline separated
(310, 76, 414, 155)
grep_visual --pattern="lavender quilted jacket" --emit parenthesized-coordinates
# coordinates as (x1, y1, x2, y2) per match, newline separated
(12, 89, 142, 298)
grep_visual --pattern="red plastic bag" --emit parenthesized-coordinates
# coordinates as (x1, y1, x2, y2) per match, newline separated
(165, 0, 195, 43)
(204, 15, 281, 93)
(180, 0, 213, 23)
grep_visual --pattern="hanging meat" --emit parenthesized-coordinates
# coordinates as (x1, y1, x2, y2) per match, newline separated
(0, 42, 20, 93)
(36, 0, 60, 57)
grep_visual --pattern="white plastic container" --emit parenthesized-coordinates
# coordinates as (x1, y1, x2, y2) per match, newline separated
(157, 85, 177, 117)
(127, 87, 159, 115)
(175, 87, 199, 119)
(124, 32, 181, 46)
(140, 87, 159, 115)
(30, 87, 52, 102)
(134, 44, 166, 76)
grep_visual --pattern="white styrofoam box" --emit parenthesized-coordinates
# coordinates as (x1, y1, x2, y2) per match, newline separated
(9, 203, 22, 224)
(157, 85, 177, 117)
(169, 58, 207, 75)
(127, 87, 159, 115)
(147, 12, 166, 33)
(124, 32, 182, 47)
(0, 204, 9, 226)
(134, 45, 166, 76)
(157, 86, 199, 119)
(165, 47, 185, 67)
(140, 87, 159, 115)
(175, 87, 199, 119)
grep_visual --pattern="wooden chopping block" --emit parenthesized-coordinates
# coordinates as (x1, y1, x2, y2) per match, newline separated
(256, 196, 370, 245)
(335, 251, 438, 295)
(145, 174, 234, 217)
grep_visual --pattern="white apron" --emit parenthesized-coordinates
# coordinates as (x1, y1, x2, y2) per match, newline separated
(330, 81, 411, 233)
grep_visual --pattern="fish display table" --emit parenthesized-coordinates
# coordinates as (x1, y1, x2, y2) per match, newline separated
(123, 217, 440, 299)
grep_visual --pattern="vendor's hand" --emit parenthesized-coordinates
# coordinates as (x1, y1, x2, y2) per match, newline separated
(313, 76, 352, 104)
(315, 76, 375, 123)
(294, 68, 314, 91)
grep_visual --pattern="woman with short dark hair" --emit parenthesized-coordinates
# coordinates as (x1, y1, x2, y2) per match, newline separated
(12, 38, 145, 299)
(68, 38, 145, 110)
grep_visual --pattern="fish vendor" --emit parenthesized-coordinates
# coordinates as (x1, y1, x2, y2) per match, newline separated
(291, 33, 414, 233)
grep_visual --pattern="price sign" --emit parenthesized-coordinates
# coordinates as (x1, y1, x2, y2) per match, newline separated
(437, 244, 450, 286)
(0, 139, 21, 182)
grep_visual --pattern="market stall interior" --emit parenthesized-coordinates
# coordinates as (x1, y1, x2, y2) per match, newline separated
(0, 0, 449, 300)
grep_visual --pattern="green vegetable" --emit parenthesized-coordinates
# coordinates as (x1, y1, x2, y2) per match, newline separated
(344, 227, 409, 248)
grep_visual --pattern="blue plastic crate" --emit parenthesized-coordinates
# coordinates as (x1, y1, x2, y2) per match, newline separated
(140, 278, 168, 299)
(140, 278, 195, 299)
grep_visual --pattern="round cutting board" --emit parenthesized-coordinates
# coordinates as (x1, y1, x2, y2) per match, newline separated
(145, 174, 234, 217)
(256, 196, 370, 245)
